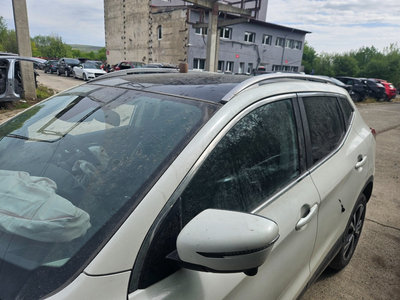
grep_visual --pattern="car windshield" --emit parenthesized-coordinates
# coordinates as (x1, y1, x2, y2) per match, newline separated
(0, 84, 217, 299)
(83, 62, 100, 69)
(65, 58, 79, 64)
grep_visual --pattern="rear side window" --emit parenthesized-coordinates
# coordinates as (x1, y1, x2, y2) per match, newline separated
(338, 97, 354, 128)
(302, 96, 345, 164)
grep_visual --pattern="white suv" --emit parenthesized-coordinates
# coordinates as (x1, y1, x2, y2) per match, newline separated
(0, 71, 375, 299)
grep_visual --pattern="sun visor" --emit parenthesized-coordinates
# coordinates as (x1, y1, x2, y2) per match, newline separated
(0, 170, 91, 242)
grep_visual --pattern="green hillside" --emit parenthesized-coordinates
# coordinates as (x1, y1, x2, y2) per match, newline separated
(68, 44, 104, 52)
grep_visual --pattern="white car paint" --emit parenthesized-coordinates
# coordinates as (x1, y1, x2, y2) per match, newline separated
(2, 74, 375, 299)
(73, 64, 106, 81)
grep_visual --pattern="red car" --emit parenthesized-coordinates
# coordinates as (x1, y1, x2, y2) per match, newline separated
(373, 79, 397, 101)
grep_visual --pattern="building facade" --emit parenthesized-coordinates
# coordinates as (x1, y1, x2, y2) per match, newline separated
(104, 0, 310, 73)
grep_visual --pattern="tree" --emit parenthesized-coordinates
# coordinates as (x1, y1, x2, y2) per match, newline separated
(302, 42, 317, 74)
(333, 54, 359, 77)
(0, 17, 18, 53)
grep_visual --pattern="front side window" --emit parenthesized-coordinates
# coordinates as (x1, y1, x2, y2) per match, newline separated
(302, 96, 345, 164)
(133, 99, 300, 290)
(0, 85, 217, 299)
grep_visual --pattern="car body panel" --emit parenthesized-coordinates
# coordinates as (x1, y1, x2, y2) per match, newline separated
(0, 56, 46, 102)
(0, 73, 375, 299)
(73, 65, 106, 80)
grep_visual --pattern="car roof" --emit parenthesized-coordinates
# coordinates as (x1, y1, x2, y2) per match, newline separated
(89, 70, 349, 103)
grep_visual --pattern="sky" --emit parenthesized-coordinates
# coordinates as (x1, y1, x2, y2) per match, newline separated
(1, 0, 399, 54)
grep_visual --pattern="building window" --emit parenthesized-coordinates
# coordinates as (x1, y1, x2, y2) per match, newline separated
(244, 31, 255, 43)
(238, 62, 245, 74)
(290, 66, 299, 72)
(193, 58, 205, 70)
(283, 65, 291, 71)
(262, 34, 272, 45)
(225, 61, 234, 72)
(157, 25, 162, 40)
(220, 27, 232, 39)
(275, 37, 285, 47)
(272, 65, 282, 71)
(217, 61, 224, 72)
(195, 27, 208, 35)
(285, 39, 295, 49)
(247, 63, 253, 74)
(294, 40, 302, 50)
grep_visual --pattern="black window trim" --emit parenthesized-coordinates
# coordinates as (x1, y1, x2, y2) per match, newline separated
(129, 93, 307, 293)
(298, 92, 354, 172)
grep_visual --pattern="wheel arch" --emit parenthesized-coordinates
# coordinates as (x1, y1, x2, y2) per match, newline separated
(362, 176, 374, 202)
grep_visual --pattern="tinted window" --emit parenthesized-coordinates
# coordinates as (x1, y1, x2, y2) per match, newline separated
(0, 85, 217, 299)
(302, 96, 345, 164)
(338, 97, 354, 129)
(134, 99, 300, 290)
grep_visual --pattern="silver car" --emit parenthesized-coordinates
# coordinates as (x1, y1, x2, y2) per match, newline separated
(0, 71, 375, 299)
(0, 53, 45, 102)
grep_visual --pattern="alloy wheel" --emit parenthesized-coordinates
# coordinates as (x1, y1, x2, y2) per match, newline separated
(343, 202, 365, 261)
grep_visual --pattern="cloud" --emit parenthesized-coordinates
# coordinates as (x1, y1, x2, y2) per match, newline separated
(1, 0, 399, 53)
(267, 0, 400, 53)
(0, 0, 105, 46)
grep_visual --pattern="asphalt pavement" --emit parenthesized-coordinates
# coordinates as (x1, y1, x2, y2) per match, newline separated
(302, 102, 400, 299)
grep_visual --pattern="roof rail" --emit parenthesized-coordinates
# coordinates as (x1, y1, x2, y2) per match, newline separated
(89, 67, 179, 82)
(221, 73, 341, 103)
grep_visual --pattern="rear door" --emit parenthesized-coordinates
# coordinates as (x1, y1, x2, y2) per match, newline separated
(298, 94, 371, 273)
(128, 95, 320, 300)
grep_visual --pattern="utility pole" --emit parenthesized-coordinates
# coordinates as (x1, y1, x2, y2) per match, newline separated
(186, 0, 255, 72)
(12, 0, 36, 100)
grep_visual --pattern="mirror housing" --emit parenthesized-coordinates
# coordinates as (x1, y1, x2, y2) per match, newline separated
(174, 209, 279, 276)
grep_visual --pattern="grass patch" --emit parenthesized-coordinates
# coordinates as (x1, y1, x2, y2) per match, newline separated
(363, 97, 377, 104)
(36, 84, 56, 100)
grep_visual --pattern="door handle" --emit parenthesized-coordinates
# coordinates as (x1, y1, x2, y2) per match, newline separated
(296, 203, 318, 231)
(355, 155, 367, 169)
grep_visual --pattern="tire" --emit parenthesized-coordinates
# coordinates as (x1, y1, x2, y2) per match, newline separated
(83, 73, 87, 81)
(329, 194, 367, 271)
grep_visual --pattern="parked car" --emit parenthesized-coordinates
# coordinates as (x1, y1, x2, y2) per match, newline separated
(359, 78, 385, 100)
(111, 61, 145, 71)
(335, 76, 368, 102)
(57, 58, 80, 77)
(43, 60, 59, 74)
(371, 79, 397, 101)
(0, 53, 45, 102)
(0, 71, 375, 299)
(73, 61, 106, 81)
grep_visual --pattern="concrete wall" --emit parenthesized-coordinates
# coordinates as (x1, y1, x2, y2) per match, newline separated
(151, 9, 189, 65)
(104, 0, 151, 65)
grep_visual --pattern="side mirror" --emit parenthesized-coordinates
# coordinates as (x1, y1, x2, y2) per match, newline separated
(171, 209, 279, 276)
